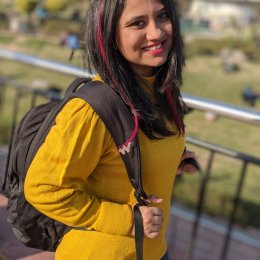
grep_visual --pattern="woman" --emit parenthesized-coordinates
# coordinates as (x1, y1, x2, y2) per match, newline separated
(25, 0, 196, 259)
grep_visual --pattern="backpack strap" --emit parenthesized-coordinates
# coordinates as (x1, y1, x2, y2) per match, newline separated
(64, 77, 92, 96)
(25, 77, 146, 200)
(72, 80, 148, 260)
(72, 80, 147, 199)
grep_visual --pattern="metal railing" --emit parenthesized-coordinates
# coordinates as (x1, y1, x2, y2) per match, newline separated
(185, 136, 260, 260)
(1, 48, 260, 126)
(1, 49, 260, 260)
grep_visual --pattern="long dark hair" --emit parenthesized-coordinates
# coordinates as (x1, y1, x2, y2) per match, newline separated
(84, 0, 185, 139)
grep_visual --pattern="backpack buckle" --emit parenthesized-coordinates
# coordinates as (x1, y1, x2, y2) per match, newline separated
(134, 191, 146, 206)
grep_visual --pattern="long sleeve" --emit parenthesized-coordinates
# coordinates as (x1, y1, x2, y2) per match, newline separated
(24, 98, 133, 236)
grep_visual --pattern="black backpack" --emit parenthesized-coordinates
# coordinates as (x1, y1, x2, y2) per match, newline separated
(2, 78, 147, 259)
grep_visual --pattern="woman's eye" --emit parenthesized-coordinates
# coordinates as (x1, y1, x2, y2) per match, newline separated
(158, 12, 169, 21)
(131, 20, 145, 28)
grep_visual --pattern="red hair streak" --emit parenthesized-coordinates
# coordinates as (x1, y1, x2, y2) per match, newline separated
(97, 0, 108, 67)
(97, 0, 139, 146)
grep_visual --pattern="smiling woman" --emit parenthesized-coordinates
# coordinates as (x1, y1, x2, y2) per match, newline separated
(84, 0, 185, 139)
(116, 0, 173, 76)
(24, 0, 197, 260)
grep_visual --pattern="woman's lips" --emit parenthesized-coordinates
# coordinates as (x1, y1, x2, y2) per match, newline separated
(142, 41, 165, 54)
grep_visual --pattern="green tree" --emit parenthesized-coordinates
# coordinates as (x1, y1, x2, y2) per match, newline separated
(16, 0, 37, 15)
(44, 0, 67, 12)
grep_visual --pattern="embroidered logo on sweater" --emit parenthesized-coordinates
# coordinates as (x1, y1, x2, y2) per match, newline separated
(119, 142, 132, 155)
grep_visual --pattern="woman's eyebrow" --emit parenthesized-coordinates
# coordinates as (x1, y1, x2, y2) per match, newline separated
(124, 15, 146, 26)
(156, 7, 167, 14)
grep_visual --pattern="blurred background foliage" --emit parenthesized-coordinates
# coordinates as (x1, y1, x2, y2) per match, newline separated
(16, 0, 38, 15)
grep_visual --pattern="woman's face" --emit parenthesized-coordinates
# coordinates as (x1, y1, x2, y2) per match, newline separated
(116, 0, 173, 77)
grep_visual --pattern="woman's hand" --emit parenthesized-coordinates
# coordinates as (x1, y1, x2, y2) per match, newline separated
(131, 195, 164, 239)
(177, 150, 199, 175)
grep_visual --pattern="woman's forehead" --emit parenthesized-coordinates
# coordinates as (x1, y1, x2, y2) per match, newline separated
(120, 0, 166, 19)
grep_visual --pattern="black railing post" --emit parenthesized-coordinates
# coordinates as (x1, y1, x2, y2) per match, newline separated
(1, 88, 22, 194)
(0, 80, 6, 114)
(187, 150, 215, 260)
(221, 161, 248, 260)
(30, 91, 38, 108)
(11, 89, 22, 133)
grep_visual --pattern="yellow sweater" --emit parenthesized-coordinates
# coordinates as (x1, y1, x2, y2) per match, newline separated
(24, 76, 185, 260)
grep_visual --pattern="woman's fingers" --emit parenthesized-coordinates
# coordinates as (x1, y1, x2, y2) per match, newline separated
(148, 231, 161, 239)
(182, 150, 195, 160)
(177, 150, 200, 174)
(182, 164, 197, 173)
(145, 194, 164, 204)
(139, 205, 164, 239)
(152, 215, 164, 224)
(131, 194, 164, 239)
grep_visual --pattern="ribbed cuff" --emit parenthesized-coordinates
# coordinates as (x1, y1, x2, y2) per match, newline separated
(94, 200, 133, 236)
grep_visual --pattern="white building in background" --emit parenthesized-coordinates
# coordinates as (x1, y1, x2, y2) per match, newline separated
(185, 0, 258, 31)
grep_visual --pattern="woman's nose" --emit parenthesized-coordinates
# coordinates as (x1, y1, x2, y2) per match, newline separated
(146, 21, 163, 41)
